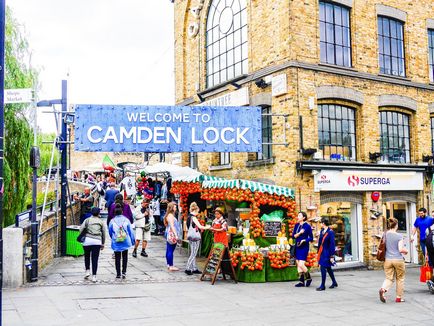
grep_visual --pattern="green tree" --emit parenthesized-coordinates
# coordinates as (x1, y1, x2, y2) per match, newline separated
(37, 133, 59, 176)
(3, 8, 38, 226)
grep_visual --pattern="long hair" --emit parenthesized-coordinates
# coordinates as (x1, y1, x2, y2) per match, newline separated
(164, 202, 177, 227)
(114, 193, 124, 208)
(189, 202, 199, 214)
(114, 203, 123, 216)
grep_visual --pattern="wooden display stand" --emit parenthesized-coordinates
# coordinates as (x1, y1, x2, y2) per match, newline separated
(200, 243, 237, 285)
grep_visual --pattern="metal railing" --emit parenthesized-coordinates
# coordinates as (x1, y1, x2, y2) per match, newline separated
(15, 200, 59, 227)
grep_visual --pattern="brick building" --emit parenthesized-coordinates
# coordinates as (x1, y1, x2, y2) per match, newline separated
(174, 0, 434, 266)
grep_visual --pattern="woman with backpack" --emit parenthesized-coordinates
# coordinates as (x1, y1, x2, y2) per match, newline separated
(164, 202, 180, 271)
(109, 203, 135, 279)
(185, 202, 209, 275)
(80, 207, 106, 283)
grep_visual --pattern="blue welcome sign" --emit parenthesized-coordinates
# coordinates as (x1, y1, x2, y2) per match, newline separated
(74, 105, 262, 153)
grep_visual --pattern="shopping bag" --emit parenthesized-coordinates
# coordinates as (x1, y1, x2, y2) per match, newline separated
(420, 263, 433, 283)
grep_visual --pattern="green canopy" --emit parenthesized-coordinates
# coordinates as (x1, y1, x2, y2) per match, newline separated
(173, 174, 224, 183)
(202, 178, 294, 198)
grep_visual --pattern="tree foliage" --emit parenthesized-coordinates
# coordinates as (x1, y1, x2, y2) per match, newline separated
(37, 133, 59, 175)
(3, 8, 38, 226)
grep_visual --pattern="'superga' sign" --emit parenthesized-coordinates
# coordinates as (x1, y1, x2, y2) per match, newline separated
(74, 105, 262, 153)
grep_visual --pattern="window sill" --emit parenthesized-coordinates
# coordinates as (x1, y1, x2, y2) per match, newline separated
(318, 63, 357, 73)
(378, 73, 410, 82)
(246, 157, 275, 167)
(209, 163, 232, 171)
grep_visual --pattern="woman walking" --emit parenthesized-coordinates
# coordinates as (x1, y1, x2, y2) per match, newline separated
(210, 207, 228, 247)
(316, 218, 338, 291)
(292, 211, 313, 287)
(107, 193, 133, 226)
(80, 207, 106, 283)
(379, 217, 408, 303)
(164, 202, 181, 271)
(109, 203, 135, 279)
(185, 202, 208, 275)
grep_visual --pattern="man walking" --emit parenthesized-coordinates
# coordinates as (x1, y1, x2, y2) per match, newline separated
(410, 208, 434, 260)
(74, 187, 94, 223)
(104, 182, 119, 210)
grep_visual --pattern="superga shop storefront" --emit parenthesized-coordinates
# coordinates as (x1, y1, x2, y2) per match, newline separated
(313, 169, 424, 266)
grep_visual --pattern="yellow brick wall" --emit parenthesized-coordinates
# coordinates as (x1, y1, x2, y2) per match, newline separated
(175, 0, 434, 266)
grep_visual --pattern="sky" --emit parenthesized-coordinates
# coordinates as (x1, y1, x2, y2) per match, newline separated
(8, 0, 175, 134)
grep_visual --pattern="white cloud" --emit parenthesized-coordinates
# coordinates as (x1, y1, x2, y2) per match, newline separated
(8, 0, 175, 133)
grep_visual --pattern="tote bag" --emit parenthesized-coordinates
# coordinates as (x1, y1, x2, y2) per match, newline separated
(187, 219, 201, 241)
(376, 232, 387, 262)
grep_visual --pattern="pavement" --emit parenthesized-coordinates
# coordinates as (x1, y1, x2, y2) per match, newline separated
(3, 234, 434, 326)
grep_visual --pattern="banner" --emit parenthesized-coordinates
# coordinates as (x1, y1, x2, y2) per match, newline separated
(314, 170, 423, 192)
(74, 105, 262, 153)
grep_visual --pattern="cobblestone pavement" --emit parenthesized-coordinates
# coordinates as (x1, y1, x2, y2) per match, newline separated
(30, 231, 204, 286)
(4, 228, 434, 325)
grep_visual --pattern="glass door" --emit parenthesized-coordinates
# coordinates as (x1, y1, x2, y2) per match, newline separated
(384, 202, 411, 262)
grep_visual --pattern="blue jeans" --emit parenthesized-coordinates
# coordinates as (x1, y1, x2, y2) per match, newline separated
(166, 242, 176, 267)
(420, 239, 427, 257)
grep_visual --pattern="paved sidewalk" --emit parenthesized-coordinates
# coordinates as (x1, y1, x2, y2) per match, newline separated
(3, 235, 434, 325)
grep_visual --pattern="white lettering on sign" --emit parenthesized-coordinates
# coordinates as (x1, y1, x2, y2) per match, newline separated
(199, 88, 249, 107)
(87, 126, 249, 146)
(5, 88, 33, 104)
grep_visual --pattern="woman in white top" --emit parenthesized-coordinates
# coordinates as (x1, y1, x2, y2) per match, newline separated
(379, 217, 408, 303)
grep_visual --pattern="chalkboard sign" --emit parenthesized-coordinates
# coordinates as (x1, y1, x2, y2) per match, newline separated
(201, 243, 237, 285)
(263, 221, 282, 237)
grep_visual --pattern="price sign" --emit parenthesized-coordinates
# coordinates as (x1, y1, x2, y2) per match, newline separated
(263, 221, 282, 237)
(201, 242, 237, 285)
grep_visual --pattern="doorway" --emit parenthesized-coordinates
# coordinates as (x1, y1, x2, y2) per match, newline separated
(383, 202, 411, 262)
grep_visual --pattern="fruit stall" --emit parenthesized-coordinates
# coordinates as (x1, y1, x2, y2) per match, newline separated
(171, 175, 317, 282)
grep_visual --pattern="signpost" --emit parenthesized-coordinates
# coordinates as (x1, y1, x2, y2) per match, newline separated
(4, 88, 33, 104)
(74, 105, 262, 153)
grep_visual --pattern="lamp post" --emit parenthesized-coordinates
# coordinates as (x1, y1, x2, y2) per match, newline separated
(36, 80, 68, 257)
(0, 0, 6, 324)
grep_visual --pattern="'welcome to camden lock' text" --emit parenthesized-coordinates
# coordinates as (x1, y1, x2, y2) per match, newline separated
(86, 112, 250, 145)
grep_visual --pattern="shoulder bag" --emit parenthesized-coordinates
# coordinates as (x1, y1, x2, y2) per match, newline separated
(187, 218, 201, 241)
(77, 219, 89, 243)
(376, 232, 387, 262)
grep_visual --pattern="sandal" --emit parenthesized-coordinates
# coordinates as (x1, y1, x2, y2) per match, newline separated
(379, 288, 387, 303)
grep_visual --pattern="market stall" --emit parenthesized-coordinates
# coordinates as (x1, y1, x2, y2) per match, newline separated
(171, 176, 317, 282)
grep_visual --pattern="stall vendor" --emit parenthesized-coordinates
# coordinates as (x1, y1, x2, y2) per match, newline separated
(292, 211, 313, 287)
(210, 208, 228, 247)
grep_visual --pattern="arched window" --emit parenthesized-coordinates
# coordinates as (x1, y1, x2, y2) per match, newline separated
(206, 0, 248, 88)
(318, 104, 356, 160)
(379, 111, 410, 163)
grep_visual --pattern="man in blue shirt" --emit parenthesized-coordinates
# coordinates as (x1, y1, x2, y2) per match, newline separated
(411, 207, 434, 259)
(104, 182, 119, 210)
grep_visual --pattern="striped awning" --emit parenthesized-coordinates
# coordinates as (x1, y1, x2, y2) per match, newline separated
(202, 178, 294, 198)
(173, 174, 224, 183)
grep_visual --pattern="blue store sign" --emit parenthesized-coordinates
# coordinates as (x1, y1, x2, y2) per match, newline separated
(74, 105, 262, 153)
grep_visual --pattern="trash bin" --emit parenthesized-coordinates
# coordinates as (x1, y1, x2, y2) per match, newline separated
(66, 225, 84, 256)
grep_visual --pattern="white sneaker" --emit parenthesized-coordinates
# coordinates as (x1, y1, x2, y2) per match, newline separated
(92, 275, 97, 283)
(84, 270, 91, 279)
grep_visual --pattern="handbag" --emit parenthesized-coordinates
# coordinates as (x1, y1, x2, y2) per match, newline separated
(289, 244, 296, 257)
(420, 262, 433, 283)
(144, 224, 151, 232)
(376, 232, 387, 262)
(187, 219, 201, 241)
(77, 219, 89, 243)
(166, 229, 177, 245)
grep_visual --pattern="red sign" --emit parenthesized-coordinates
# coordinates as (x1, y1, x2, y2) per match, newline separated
(371, 192, 380, 202)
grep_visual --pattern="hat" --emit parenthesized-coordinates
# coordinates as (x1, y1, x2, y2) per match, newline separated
(91, 206, 101, 216)
(214, 207, 224, 215)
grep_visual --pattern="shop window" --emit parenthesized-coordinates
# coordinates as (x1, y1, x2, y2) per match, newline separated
(378, 16, 405, 77)
(189, 152, 198, 169)
(318, 104, 356, 161)
(206, 0, 248, 88)
(319, 202, 359, 263)
(257, 106, 272, 160)
(219, 152, 230, 165)
(431, 117, 434, 154)
(429, 29, 434, 82)
(319, 1, 352, 67)
(379, 111, 410, 163)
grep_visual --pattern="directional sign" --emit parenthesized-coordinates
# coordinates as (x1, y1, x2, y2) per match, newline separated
(74, 105, 262, 153)
(5, 88, 33, 104)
